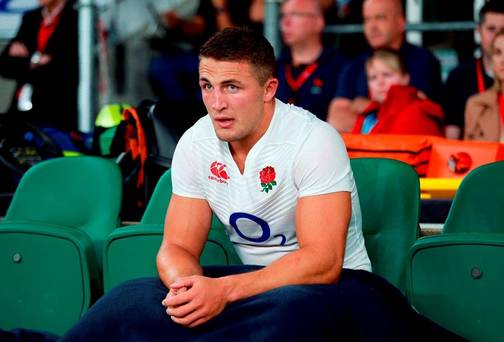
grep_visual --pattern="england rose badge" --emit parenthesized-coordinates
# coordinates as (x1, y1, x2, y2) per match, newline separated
(259, 166, 277, 193)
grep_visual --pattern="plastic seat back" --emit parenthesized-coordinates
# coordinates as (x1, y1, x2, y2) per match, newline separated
(407, 234, 504, 341)
(0, 156, 122, 334)
(350, 158, 420, 293)
(104, 169, 241, 291)
(443, 161, 504, 233)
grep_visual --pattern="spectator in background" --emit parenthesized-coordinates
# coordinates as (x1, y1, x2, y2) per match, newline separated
(148, 0, 262, 136)
(464, 28, 504, 142)
(352, 48, 444, 136)
(327, 0, 442, 132)
(148, 0, 218, 105)
(443, 0, 504, 139)
(0, 0, 78, 132)
(276, 0, 348, 120)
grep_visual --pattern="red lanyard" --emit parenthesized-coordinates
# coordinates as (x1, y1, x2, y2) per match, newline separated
(476, 59, 487, 94)
(285, 63, 318, 92)
(37, 15, 61, 52)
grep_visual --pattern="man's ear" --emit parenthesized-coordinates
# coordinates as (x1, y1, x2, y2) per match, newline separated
(263, 77, 279, 102)
(397, 16, 406, 35)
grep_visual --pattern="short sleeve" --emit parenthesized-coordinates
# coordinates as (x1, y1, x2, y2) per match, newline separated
(294, 122, 353, 197)
(171, 129, 206, 199)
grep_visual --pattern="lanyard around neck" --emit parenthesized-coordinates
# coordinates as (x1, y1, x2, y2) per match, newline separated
(476, 59, 488, 94)
(285, 63, 318, 92)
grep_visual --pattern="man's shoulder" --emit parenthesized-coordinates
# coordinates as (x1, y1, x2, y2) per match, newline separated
(402, 42, 439, 64)
(179, 115, 215, 144)
(273, 100, 335, 142)
(447, 58, 477, 78)
(319, 46, 348, 65)
(21, 7, 43, 22)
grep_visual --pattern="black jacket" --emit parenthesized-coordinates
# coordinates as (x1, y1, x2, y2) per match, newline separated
(0, 0, 79, 131)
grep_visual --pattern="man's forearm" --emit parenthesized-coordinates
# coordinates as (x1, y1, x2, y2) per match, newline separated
(219, 245, 343, 304)
(157, 243, 203, 287)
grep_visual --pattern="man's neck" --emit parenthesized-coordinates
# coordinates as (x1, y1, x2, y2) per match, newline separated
(384, 36, 404, 51)
(482, 53, 494, 78)
(290, 40, 323, 67)
(229, 100, 276, 174)
(44, 0, 66, 15)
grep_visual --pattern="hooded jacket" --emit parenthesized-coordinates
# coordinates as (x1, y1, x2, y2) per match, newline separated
(352, 85, 444, 136)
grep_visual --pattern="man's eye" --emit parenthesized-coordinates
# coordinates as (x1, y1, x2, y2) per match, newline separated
(227, 84, 238, 92)
(202, 83, 213, 90)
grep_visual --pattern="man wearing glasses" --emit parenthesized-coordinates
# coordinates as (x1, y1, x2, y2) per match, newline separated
(275, 0, 348, 121)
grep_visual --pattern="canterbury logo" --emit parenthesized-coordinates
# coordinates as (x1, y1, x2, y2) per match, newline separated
(209, 161, 230, 183)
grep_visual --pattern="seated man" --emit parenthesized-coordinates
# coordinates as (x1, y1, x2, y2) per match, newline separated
(275, 0, 348, 120)
(443, 0, 504, 139)
(327, 0, 442, 132)
(60, 28, 461, 341)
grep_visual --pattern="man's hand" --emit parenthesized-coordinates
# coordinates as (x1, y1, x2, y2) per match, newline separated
(8, 42, 29, 57)
(162, 276, 229, 328)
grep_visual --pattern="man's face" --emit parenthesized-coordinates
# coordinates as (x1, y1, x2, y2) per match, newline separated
(492, 34, 504, 82)
(199, 58, 277, 145)
(478, 12, 504, 59)
(363, 0, 405, 49)
(280, 0, 323, 47)
(38, 0, 62, 9)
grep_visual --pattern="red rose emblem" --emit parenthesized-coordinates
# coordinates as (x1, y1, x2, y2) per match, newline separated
(260, 166, 276, 183)
(259, 166, 277, 193)
(313, 78, 323, 87)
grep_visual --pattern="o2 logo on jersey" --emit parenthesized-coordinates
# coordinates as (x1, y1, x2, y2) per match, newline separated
(229, 212, 286, 246)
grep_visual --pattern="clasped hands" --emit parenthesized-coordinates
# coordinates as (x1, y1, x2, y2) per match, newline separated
(162, 275, 229, 328)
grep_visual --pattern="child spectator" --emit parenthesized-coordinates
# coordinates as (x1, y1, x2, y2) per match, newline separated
(352, 48, 444, 136)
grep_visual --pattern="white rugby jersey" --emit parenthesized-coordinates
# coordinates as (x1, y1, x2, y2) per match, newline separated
(171, 99, 371, 271)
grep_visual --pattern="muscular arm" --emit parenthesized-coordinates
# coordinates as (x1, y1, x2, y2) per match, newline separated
(224, 191, 350, 295)
(165, 191, 351, 327)
(156, 194, 213, 286)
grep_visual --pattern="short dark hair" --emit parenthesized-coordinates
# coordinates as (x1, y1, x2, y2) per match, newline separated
(479, 0, 504, 24)
(199, 27, 275, 85)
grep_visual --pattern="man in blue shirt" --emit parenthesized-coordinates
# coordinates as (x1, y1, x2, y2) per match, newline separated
(275, 0, 348, 120)
(443, 0, 504, 139)
(327, 0, 441, 132)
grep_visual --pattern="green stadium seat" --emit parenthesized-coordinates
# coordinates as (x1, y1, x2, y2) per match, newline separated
(103, 169, 241, 292)
(407, 233, 504, 342)
(0, 156, 122, 335)
(350, 158, 420, 293)
(443, 160, 504, 233)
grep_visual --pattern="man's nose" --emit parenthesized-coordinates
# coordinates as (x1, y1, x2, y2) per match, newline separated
(211, 90, 226, 111)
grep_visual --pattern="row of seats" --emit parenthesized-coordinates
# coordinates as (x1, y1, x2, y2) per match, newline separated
(0, 156, 502, 341)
